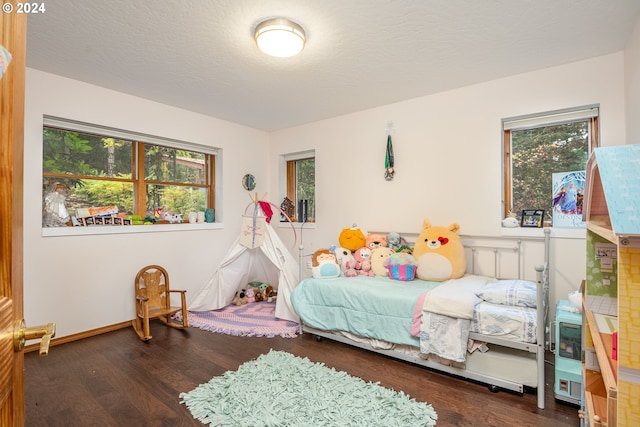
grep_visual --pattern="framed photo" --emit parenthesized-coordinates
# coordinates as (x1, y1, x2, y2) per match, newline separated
(521, 209, 544, 228)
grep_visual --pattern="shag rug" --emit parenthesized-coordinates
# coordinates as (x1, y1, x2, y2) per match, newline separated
(180, 350, 438, 426)
(183, 301, 299, 338)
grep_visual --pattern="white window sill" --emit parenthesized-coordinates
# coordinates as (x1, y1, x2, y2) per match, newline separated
(500, 226, 586, 239)
(41, 222, 223, 237)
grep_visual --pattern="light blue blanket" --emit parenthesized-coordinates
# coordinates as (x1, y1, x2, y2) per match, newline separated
(291, 276, 440, 346)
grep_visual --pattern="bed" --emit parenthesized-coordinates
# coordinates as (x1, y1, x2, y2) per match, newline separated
(291, 230, 551, 409)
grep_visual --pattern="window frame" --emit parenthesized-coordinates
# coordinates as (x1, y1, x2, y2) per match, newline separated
(502, 105, 600, 222)
(280, 150, 315, 224)
(42, 116, 220, 234)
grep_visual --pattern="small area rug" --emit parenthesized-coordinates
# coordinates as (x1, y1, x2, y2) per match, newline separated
(180, 350, 438, 426)
(184, 301, 299, 338)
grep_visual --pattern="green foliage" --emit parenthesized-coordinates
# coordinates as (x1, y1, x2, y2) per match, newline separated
(296, 158, 315, 219)
(147, 186, 206, 217)
(511, 122, 589, 222)
(42, 129, 95, 178)
(69, 178, 134, 215)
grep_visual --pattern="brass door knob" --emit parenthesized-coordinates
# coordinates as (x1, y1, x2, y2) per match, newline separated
(13, 319, 56, 356)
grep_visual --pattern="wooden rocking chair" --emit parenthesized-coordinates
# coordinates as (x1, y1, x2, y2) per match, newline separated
(132, 265, 189, 341)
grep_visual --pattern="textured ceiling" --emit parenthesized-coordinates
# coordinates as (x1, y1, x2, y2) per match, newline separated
(26, 1, 640, 132)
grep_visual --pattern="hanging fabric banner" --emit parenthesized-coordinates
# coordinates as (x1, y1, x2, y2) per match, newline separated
(239, 215, 266, 248)
(385, 134, 395, 181)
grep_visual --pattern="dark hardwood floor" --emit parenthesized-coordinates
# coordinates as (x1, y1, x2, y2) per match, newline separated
(25, 321, 580, 426)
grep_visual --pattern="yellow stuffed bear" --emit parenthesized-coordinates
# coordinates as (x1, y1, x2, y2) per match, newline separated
(413, 219, 466, 281)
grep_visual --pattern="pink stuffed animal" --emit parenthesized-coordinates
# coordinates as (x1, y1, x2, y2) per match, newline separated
(333, 246, 358, 277)
(349, 247, 374, 277)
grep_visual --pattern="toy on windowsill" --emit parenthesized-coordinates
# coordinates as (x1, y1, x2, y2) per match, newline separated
(163, 211, 183, 224)
(502, 211, 519, 228)
(42, 182, 71, 227)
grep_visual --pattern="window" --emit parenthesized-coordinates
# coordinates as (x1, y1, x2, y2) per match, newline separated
(42, 116, 217, 224)
(282, 150, 315, 223)
(503, 105, 599, 226)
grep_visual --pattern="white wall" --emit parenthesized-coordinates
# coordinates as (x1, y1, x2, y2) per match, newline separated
(269, 53, 627, 312)
(625, 15, 640, 144)
(24, 69, 270, 338)
(25, 49, 633, 339)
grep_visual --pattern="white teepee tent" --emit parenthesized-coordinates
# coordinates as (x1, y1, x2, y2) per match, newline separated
(189, 202, 300, 323)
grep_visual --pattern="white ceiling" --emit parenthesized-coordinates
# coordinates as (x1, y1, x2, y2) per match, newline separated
(25, 1, 640, 132)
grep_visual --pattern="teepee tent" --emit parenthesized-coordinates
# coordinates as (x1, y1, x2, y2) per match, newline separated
(189, 202, 300, 323)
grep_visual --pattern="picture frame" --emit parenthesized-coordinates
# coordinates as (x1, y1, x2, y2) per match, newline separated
(521, 209, 544, 228)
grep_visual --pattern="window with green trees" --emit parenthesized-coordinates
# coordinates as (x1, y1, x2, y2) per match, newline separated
(283, 151, 315, 223)
(503, 105, 599, 226)
(42, 118, 216, 222)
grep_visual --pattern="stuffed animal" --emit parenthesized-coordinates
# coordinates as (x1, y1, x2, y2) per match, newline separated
(384, 252, 418, 281)
(386, 232, 407, 251)
(265, 285, 278, 302)
(254, 289, 265, 302)
(338, 225, 366, 252)
(232, 289, 249, 305)
(365, 233, 387, 250)
(370, 247, 395, 276)
(311, 248, 341, 278)
(348, 247, 374, 277)
(413, 219, 466, 281)
(333, 246, 357, 277)
(245, 287, 255, 303)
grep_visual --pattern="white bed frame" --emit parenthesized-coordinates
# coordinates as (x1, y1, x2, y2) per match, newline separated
(298, 228, 551, 409)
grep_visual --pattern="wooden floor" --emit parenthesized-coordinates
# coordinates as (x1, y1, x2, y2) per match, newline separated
(25, 321, 580, 427)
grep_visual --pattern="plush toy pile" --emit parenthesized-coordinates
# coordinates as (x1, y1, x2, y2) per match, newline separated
(309, 226, 416, 281)
(232, 282, 278, 306)
(308, 219, 467, 283)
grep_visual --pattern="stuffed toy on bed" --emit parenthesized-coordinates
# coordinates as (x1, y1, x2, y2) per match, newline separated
(338, 225, 366, 252)
(348, 247, 375, 277)
(370, 247, 395, 276)
(365, 233, 387, 250)
(333, 246, 357, 277)
(412, 219, 466, 281)
(386, 232, 408, 251)
(311, 248, 341, 278)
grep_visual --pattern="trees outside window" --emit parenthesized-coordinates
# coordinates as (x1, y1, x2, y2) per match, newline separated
(283, 151, 315, 223)
(42, 119, 216, 222)
(503, 106, 599, 226)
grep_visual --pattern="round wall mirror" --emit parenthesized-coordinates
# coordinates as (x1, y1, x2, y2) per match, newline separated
(242, 174, 256, 191)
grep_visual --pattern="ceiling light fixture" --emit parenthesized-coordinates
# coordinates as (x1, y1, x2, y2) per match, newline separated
(254, 18, 306, 58)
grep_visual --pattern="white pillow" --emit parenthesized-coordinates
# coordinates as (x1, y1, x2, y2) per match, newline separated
(476, 280, 537, 308)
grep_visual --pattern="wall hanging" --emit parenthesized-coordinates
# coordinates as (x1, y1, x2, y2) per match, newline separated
(385, 132, 395, 181)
